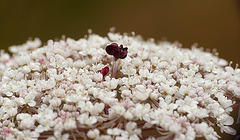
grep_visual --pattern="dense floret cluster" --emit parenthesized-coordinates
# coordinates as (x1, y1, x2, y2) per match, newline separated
(0, 32, 240, 140)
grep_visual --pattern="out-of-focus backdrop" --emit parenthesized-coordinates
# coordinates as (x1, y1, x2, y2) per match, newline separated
(0, 0, 239, 63)
(0, 0, 240, 139)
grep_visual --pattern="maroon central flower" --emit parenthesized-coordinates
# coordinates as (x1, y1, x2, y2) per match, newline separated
(106, 43, 128, 60)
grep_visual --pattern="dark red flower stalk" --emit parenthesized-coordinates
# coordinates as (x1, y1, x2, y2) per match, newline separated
(98, 66, 109, 77)
(106, 43, 128, 78)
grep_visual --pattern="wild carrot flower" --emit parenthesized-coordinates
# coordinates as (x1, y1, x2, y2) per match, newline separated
(0, 31, 239, 140)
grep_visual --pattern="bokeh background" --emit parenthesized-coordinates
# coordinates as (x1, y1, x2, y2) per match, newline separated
(0, 0, 240, 63)
(0, 0, 240, 139)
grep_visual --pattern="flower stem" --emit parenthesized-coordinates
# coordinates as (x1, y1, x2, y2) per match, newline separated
(236, 103, 240, 124)
(112, 58, 117, 78)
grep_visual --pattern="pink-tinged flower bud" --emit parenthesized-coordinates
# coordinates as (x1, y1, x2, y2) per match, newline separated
(98, 66, 109, 77)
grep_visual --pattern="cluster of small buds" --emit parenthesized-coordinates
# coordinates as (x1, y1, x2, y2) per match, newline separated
(0, 31, 240, 140)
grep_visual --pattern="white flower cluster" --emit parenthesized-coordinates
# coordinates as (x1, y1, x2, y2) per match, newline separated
(0, 32, 240, 140)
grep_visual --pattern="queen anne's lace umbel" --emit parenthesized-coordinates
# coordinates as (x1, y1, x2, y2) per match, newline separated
(0, 32, 240, 140)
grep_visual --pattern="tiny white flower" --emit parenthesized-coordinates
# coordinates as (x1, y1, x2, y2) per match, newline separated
(77, 113, 97, 126)
(47, 131, 69, 140)
(139, 68, 150, 77)
(104, 78, 119, 89)
(19, 130, 40, 140)
(91, 102, 105, 115)
(110, 104, 126, 116)
(49, 97, 61, 108)
(218, 114, 234, 125)
(133, 85, 151, 101)
(87, 129, 100, 139)
(93, 72, 103, 82)
(29, 62, 41, 71)
(121, 89, 132, 98)
(15, 53, 31, 65)
(121, 64, 136, 76)
(63, 118, 76, 130)
(132, 58, 143, 67)
(7, 107, 18, 117)
(219, 124, 236, 135)
(134, 104, 150, 121)
(107, 128, 122, 136)
(124, 110, 134, 120)
(25, 94, 36, 107)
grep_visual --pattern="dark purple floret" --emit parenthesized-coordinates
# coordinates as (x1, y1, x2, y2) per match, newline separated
(106, 43, 128, 60)
(106, 43, 119, 55)
(98, 66, 109, 77)
(119, 47, 128, 59)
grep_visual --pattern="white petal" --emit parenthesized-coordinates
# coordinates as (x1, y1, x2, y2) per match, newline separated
(6, 91, 13, 96)
(54, 131, 61, 138)
(62, 133, 69, 140)
(35, 125, 44, 133)
(222, 126, 236, 135)
(223, 116, 234, 125)
(19, 98, 26, 105)
(218, 58, 228, 66)
(86, 117, 97, 125)
(28, 101, 36, 107)
(31, 131, 40, 138)
(46, 137, 56, 140)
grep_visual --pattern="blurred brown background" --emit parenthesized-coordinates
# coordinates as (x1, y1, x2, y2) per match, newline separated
(0, 0, 240, 139)
(0, 0, 239, 64)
